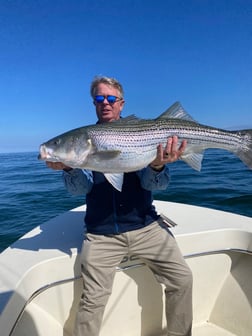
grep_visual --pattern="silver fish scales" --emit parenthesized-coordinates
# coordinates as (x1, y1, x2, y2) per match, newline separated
(39, 102, 252, 191)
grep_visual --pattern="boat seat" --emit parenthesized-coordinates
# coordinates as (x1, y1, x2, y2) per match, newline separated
(11, 250, 252, 336)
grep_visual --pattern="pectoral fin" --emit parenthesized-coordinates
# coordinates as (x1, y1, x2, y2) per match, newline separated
(91, 150, 121, 160)
(104, 173, 124, 192)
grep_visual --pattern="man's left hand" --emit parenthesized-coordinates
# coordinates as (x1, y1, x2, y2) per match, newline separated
(150, 136, 187, 170)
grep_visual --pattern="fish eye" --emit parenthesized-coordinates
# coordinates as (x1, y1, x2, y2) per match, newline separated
(53, 138, 61, 146)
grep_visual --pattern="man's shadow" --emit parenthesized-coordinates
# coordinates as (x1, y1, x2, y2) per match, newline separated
(11, 207, 85, 254)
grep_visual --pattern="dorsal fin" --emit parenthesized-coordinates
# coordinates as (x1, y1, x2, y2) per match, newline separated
(157, 102, 196, 122)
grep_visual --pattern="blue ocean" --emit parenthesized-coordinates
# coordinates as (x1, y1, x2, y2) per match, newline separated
(0, 150, 252, 253)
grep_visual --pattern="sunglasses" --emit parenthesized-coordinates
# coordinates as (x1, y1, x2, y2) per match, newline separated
(94, 95, 122, 104)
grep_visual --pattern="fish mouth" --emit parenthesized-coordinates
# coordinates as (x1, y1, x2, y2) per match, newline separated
(38, 144, 51, 160)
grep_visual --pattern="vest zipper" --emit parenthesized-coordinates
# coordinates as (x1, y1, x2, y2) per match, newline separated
(112, 189, 119, 234)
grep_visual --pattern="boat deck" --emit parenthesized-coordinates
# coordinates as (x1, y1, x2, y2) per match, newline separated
(1, 201, 252, 336)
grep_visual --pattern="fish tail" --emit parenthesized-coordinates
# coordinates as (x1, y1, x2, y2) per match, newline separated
(235, 129, 252, 168)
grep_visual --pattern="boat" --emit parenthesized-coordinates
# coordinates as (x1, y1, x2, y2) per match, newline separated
(0, 200, 251, 336)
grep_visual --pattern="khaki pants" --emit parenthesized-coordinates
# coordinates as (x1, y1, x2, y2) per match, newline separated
(74, 221, 193, 336)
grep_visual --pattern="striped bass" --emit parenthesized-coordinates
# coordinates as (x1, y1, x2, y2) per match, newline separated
(39, 102, 252, 191)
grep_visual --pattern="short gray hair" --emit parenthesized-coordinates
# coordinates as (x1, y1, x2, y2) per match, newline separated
(90, 76, 124, 99)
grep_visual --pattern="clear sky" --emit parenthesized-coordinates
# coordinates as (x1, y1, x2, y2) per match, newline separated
(1, 0, 251, 153)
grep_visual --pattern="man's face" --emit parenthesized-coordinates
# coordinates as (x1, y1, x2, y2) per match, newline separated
(94, 83, 125, 123)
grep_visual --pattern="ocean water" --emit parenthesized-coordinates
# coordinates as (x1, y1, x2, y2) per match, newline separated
(0, 150, 252, 252)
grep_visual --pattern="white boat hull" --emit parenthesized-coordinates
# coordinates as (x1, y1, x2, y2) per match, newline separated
(0, 201, 252, 335)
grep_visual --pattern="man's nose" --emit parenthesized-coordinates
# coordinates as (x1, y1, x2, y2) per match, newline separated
(102, 97, 110, 104)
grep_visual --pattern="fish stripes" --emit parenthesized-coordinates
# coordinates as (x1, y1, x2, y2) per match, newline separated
(39, 102, 252, 190)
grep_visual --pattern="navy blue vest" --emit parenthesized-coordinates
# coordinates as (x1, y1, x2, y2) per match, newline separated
(85, 171, 159, 234)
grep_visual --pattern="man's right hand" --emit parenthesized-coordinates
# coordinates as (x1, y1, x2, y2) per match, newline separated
(46, 161, 72, 171)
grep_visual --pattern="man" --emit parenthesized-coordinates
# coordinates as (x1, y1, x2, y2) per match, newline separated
(46, 76, 193, 336)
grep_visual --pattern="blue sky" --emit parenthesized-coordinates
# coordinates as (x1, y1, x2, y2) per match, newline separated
(1, 0, 252, 153)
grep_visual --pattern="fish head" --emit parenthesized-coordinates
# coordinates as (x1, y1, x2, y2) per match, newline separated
(38, 127, 93, 168)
